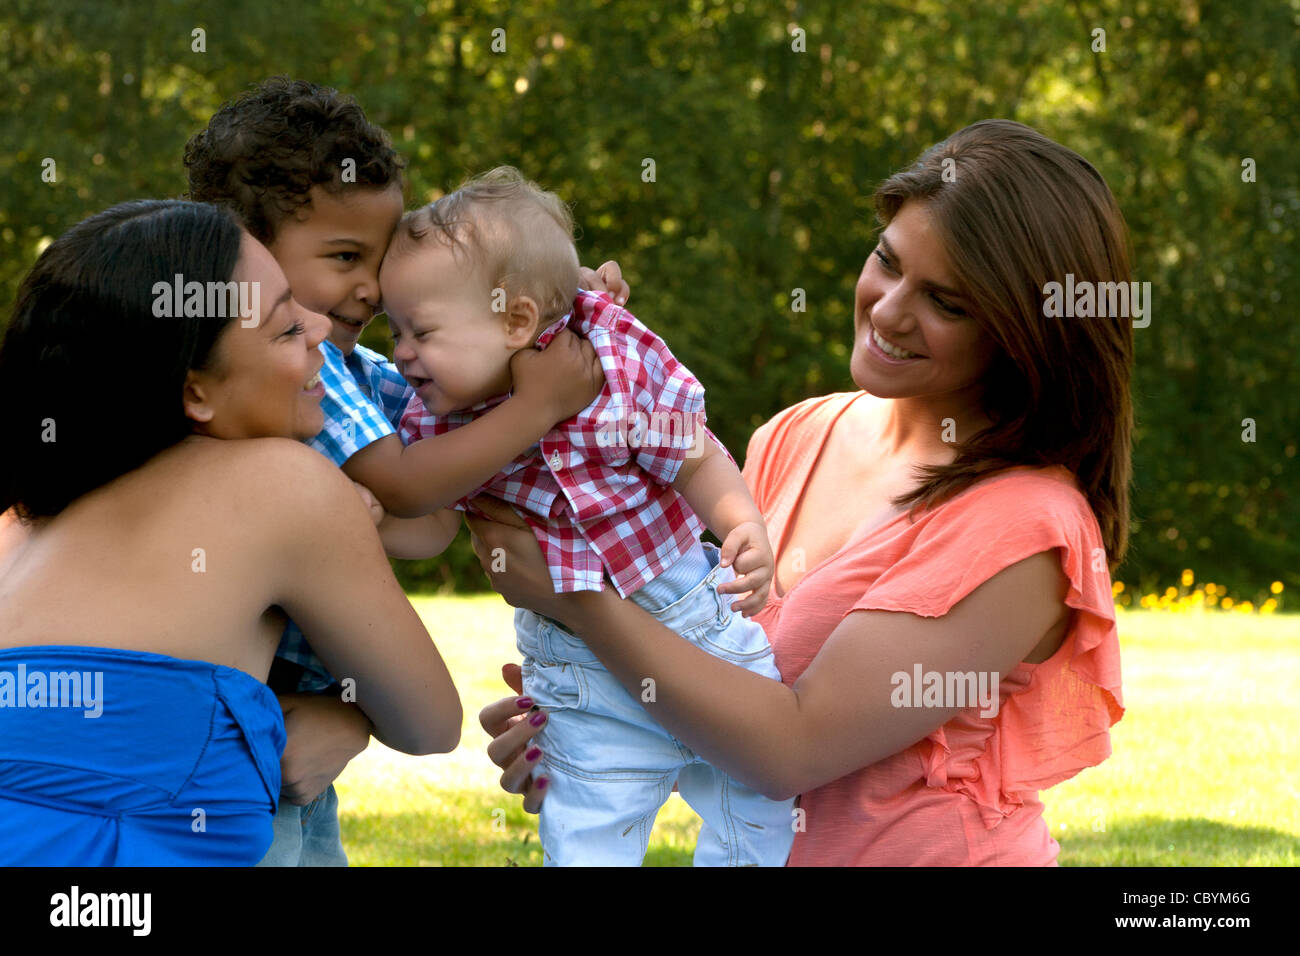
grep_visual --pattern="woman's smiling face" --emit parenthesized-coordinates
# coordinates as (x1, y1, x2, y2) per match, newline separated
(851, 199, 1000, 401)
(183, 232, 330, 442)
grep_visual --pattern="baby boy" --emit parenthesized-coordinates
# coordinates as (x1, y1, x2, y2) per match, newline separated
(381, 167, 795, 867)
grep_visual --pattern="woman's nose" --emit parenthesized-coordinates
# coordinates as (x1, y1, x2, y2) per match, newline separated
(303, 306, 330, 348)
(870, 274, 924, 334)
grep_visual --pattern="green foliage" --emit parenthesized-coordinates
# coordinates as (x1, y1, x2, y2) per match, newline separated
(2, 0, 1295, 594)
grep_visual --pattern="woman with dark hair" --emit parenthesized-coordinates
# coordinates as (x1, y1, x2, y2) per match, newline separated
(0, 200, 461, 865)
(472, 120, 1130, 865)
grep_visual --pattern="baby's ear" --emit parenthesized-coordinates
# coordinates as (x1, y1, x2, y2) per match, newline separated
(503, 294, 540, 347)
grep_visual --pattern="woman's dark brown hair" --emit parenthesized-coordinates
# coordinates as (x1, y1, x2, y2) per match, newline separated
(876, 119, 1135, 564)
(0, 200, 243, 520)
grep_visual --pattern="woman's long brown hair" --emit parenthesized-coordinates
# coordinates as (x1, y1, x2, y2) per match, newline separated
(876, 120, 1135, 565)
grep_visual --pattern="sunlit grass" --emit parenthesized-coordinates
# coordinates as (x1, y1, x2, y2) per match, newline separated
(1049, 608, 1299, 865)
(335, 595, 1300, 866)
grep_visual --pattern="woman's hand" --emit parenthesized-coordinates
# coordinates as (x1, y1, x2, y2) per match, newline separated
(277, 694, 374, 805)
(578, 260, 629, 305)
(479, 663, 551, 813)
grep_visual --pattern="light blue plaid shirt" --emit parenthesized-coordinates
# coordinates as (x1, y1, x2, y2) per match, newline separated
(307, 340, 412, 464)
(273, 340, 415, 694)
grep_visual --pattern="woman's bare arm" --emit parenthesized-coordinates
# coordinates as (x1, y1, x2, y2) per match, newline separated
(468, 504, 1067, 800)
(252, 439, 462, 755)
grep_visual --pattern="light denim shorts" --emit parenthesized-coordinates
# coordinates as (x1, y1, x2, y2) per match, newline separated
(255, 784, 347, 867)
(517, 541, 795, 866)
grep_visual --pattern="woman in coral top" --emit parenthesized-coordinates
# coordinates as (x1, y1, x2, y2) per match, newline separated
(472, 119, 1130, 866)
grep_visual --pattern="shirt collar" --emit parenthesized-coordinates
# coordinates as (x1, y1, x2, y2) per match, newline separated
(533, 310, 573, 349)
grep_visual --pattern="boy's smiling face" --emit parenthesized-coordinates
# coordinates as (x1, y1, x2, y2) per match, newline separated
(266, 183, 404, 354)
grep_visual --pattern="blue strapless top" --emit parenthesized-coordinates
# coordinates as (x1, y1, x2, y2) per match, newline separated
(0, 646, 285, 866)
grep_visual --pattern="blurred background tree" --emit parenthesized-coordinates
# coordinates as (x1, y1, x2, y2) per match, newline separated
(2, 0, 1295, 596)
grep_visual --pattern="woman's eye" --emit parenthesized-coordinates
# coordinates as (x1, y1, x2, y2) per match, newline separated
(285, 320, 306, 337)
(931, 294, 966, 316)
(873, 248, 894, 272)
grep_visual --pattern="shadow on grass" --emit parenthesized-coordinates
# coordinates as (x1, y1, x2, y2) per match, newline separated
(1058, 815, 1300, 866)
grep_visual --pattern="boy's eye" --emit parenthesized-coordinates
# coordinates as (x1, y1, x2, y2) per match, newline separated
(873, 247, 893, 272)
(333, 251, 360, 263)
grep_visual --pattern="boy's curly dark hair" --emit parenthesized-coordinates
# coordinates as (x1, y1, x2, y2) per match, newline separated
(184, 77, 405, 243)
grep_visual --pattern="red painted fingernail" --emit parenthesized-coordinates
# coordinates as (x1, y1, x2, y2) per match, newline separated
(536, 777, 549, 790)
(516, 697, 533, 709)
(530, 711, 548, 726)
(525, 747, 542, 761)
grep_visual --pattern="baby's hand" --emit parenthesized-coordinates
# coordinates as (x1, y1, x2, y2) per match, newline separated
(511, 327, 605, 424)
(351, 480, 386, 527)
(716, 520, 774, 617)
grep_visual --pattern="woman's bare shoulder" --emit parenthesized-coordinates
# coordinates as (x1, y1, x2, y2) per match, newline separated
(149, 437, 352, 524)
(176, 434, 324, 468)
(178, 436, 338, 480)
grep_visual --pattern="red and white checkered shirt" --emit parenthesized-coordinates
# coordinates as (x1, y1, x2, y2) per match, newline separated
(399, 290, 725, 597)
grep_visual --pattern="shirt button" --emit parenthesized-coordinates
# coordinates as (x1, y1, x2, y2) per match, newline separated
(549, 452, 563, 470)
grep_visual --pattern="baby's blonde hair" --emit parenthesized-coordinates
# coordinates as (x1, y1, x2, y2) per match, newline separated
(395, 166, 580, 323)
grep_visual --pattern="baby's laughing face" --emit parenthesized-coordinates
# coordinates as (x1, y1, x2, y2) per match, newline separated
(380, 240, 517, 415)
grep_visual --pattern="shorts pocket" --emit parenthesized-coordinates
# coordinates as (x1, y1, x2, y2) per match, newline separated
(686, 606, 779, 667)
(539, 618, 601, 666)
(521, 657, 588, 714)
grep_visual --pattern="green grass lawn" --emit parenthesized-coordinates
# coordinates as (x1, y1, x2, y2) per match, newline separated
(334, 595, 1300, 866)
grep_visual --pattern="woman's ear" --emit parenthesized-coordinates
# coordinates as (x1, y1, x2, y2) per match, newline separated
(503, 294, 541, 348)
(181, 370, 217, 427)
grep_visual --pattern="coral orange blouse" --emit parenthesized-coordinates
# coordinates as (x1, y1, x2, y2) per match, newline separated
(743, 392, 1124, 866)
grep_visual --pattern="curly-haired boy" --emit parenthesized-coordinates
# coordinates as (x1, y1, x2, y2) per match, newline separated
(184, 78, 611, 866)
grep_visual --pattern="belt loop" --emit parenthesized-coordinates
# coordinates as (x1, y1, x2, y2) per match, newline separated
(701, 542, 727, 625)
(712, 570, 729, 626)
